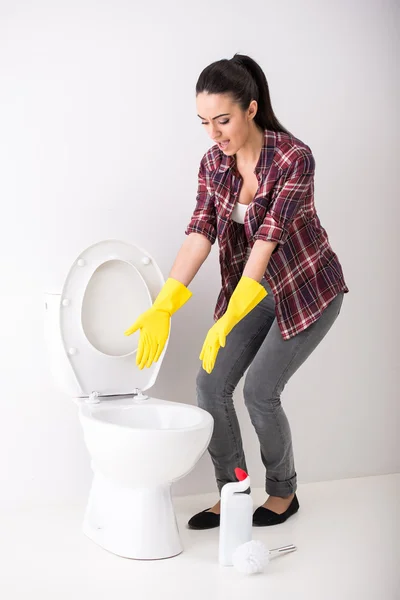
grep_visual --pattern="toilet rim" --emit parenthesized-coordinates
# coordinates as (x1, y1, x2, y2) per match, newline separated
(78, 400, 214, 433)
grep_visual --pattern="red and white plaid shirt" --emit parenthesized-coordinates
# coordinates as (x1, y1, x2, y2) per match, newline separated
(185, 129, 349, 340)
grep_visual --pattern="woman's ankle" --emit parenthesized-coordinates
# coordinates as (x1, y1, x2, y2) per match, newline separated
(207, 500, 221, 514)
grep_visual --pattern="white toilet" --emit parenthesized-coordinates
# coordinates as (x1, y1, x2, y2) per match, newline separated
(44, 239, 213, 560)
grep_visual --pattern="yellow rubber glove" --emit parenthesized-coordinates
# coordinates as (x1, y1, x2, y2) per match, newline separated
(124, 278, 192, 370)
(200, 276, 267, 374)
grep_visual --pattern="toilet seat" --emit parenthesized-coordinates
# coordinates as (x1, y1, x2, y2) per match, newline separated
(60, 239, 166, 398)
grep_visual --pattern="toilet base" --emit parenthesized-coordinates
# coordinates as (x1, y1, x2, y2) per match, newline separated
(82, 468, 183, 560)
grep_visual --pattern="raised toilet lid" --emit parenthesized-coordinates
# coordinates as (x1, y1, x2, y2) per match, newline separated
(60, 239, 167, 397)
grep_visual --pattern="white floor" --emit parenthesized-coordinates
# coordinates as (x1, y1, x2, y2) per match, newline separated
(1, 474, 399, 600)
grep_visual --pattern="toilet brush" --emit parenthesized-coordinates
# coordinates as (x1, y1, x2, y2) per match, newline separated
(232, 540, 297, 575)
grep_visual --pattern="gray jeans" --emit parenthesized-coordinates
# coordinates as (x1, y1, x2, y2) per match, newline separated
(196, 278, 344, 497)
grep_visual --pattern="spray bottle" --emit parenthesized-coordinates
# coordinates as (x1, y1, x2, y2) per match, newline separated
(218, 467, 253, 566)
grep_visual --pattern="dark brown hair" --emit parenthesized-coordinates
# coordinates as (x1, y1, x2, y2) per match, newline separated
(196, 53, 291, 134)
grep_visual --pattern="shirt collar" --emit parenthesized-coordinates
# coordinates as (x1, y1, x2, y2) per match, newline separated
(218, 129, 276, 174)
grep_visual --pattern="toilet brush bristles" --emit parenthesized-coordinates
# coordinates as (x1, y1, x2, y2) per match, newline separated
(232, 540, 297, 575)
(232, 540, 269, 574)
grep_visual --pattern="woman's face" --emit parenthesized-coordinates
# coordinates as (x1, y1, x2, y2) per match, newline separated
(196, 92, 257, 155)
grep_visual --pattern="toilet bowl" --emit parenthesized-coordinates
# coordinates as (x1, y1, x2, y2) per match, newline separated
(44, 239, 213, 560)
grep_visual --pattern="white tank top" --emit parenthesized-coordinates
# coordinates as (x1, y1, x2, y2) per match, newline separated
(231, 201, 249, 224)
(231, 201, 252, 264)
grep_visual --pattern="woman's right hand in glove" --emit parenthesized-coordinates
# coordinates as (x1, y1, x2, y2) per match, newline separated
(124, 307, 171, 370)
(124, 277, 192, 370)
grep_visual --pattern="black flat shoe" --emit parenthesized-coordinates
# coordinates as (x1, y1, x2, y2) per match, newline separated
(253, 494, 299, 527)
(187, 508, 220, 530)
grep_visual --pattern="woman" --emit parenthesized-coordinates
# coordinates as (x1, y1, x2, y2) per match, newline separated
(125, 54, 348, 529)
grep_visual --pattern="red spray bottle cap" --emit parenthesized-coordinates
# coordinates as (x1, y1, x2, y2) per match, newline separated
(234, 467, 248, 481)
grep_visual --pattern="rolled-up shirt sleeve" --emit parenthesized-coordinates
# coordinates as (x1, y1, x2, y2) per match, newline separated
(185, 158, 217, 245)
(254, 152, 315, 246)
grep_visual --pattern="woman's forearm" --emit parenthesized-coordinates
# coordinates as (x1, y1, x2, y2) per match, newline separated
(242, 240, 278, 282)
(169, 233, 212, 287)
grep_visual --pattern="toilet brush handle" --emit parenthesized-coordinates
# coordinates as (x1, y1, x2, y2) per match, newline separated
(268, 544, 297, 557)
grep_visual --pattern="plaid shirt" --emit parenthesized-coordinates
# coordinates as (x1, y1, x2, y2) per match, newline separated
(185, 129, 349, 340)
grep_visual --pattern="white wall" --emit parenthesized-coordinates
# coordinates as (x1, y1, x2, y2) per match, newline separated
(0, 0, 398, 509)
